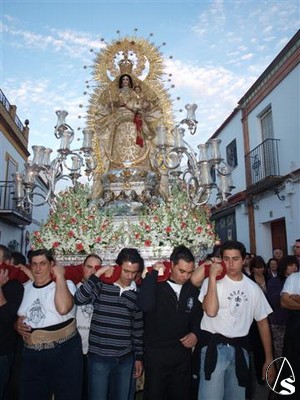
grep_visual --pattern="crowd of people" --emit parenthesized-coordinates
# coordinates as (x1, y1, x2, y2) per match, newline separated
(0, 239, 300, 400)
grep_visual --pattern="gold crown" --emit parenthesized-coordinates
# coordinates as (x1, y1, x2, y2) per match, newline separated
(118, 56, 134, 75)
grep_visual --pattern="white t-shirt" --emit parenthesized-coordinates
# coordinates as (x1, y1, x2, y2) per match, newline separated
(281, 271, 300, 295)
(167, 280, 183, 300)
(76, 282, 93, 354)
(199, 274, 273, 338)
(18, 280, 77, 328)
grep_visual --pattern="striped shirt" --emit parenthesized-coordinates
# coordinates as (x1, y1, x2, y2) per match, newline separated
(74, 274, 143, 360)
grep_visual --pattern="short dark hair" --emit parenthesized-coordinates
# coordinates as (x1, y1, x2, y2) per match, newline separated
(11, 251, 26, 266)
(83, 254, 102, 265)
(29, 249, 55, 264)
(170, 245, 195, 265)
(220, 240, 246, 259)
(206, 244, 221, 259)
(0, 244, 11, 262)
(116, 248, 144, 273)
(277, 255, 298, 280)
(26, 249, 34, 263)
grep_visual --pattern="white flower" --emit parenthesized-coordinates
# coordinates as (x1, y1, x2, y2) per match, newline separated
(32, 185, 218, 255)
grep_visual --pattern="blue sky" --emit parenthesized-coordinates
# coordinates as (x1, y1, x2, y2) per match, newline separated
(1, 0, 299, 159)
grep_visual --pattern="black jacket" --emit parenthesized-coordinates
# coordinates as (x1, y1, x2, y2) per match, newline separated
(137, 270, 202, 348)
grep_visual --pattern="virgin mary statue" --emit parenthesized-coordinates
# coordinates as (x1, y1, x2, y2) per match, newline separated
(86, 36, 174, 204)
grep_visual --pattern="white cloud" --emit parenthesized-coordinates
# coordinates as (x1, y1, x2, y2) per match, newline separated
(241, 53, 254, 61)
(162, 58, 254, 140)
(3, 21, 104, 61)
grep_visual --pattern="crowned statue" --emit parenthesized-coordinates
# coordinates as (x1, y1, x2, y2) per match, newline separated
(86, 36, 175, 213)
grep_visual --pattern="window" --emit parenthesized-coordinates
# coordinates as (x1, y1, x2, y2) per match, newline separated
(260, 107, 274, 141)
(259, 106, 277, 176)
(5, 153, 18, 182)
(2, 154, 18, 209)
(226, 139, 238, 168)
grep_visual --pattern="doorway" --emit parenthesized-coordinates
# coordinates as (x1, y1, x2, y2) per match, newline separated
(271, 218, 287, 256)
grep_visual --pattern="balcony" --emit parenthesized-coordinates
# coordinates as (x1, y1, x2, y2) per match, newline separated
(245, 139, 283, 194)
(0, 89, 25, 132)
(0, 181, 32, 225)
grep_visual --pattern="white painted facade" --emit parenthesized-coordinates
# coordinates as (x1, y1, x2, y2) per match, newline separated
(209, 31, 300, 260)
(0, 92, 49, 254)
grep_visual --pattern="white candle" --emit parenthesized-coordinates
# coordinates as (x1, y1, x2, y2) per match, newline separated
(82, 129, 93, 149)
(32, 145, 45, 166)
(174, 127, 185, 148)
(43, 148, 53, 167)
(60, 131, 72, 151)
(55, 110, 68, 128)
(24, 164, 38, 185)
(71, 155, 82, 171)
(14, 172, 23, 198)
(185, 103, 197, 121)
(200, 161, 212, 185)
(197, 143, 209, 162)
(156, 126, 166, 146)
(210, 139, 222, 160)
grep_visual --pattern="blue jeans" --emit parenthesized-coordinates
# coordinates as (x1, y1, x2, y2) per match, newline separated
(198, 344, 249, 400)
(0, 352, 14, 399)
(20, 333, 83, 400)
(88, 353, 134, 400)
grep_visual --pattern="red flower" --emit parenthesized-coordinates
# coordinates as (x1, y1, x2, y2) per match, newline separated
(196, 226, 203, 233)
(135, 233, 141, 239)
(68, 230, 75, 237)
(34, 231, 40, 237)
(76, 242, 84, 251)
(181, 222, 187, 229)
(95, 236, 102, 243)
(52, 242, 60, 248)
(144, 240, 152, 247)
(145, 224, 151, 232)
(153, 216, 159, 222)
(165, 226, 172, 233)
(70, 217, 77, 224)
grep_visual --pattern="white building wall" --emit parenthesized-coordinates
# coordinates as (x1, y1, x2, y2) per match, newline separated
(209, 109, 245, 203)
(234, 204, 251, 252)
(0, 130, 25, 249)
(209, 37, 299, 259)
(247, 65, 300, 174)
(0, 128, 49, 253)
(246, 63, 300, 259)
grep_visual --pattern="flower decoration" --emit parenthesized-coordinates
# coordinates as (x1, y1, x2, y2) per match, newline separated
(118, 186, 217, 253)
(32, 184, 218, 256)
(31, 184, 115, 255)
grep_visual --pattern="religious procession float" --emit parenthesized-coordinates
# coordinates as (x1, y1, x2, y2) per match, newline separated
(28, 33, 229, 266)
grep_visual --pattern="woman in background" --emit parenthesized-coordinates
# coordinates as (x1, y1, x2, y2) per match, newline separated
(266, 258, 279, 279)
(248, 256, 270, 385)
(267, 255, 298, 360)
